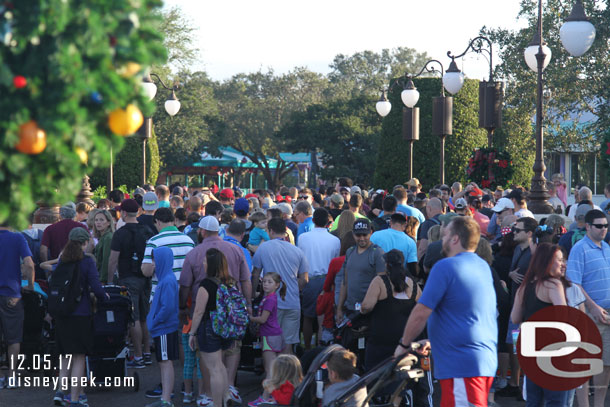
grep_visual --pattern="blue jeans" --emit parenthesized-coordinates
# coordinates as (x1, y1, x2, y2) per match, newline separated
(525, 376, 568, 407)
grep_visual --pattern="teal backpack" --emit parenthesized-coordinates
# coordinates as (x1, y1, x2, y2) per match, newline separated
(571, 228, 586, 247)
(211, 281, 249, 340)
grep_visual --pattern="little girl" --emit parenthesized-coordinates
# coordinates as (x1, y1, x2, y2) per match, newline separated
(248, 211, 270, 253)
(248, 273, 287, 405)
(249, 355, 303, 406)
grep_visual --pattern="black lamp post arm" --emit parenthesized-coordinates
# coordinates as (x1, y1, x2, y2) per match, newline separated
(410, 59, 445, 81)
(447, 36, 494, 81)
(149, 73, 180, 92)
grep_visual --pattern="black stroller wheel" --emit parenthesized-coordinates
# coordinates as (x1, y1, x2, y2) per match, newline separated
(132, 371, 139, 392)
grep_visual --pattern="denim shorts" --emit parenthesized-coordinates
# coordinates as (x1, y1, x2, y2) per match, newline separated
(197, 318, 233, 353)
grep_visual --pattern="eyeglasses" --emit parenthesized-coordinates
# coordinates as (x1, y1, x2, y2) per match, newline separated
(589, 223, 609, 229)
(298, 196, 308, 200)
(512, 227, 526, 233)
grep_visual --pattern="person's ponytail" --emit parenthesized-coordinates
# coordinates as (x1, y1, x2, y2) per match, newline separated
(388, 262, 407, 293)
(384, 249, 407, 293)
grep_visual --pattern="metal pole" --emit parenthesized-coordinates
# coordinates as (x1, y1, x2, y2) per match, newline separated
(529, 0, 552, 214)
(142, 138, 147, 185)
(408, 141, 414, 180)
(109, 145, 114, 191)
(439, 135, 446, 185)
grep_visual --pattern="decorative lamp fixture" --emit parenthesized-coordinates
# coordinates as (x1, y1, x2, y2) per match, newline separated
(400, 77, 420, 108)
(524, 30, 552, 72)
(560, 0, 596, 57)
(375, 90, 392, 117)
(164, 90, 181, 116)
(142, 73, 157, 101)
(442, 58, 465, 95)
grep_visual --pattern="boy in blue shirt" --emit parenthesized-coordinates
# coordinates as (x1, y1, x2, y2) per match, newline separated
(147, 247, 179, 407)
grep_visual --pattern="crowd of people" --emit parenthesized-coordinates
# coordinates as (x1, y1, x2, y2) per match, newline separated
(1, 174, 610, 407)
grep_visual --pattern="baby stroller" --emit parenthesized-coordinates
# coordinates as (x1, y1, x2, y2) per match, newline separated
(334, 311, 370, 372)
(85, 285, 139, 392)
(239, 293, 264, 375)
(325, 353, 424, 407)
(22, 289, 52, 368)
(264, 344, 423, 407)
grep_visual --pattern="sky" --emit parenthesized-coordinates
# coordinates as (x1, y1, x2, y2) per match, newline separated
(163, 0, 530, 82)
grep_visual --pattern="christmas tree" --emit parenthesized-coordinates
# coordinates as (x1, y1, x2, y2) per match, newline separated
(0, 0, 166, 228)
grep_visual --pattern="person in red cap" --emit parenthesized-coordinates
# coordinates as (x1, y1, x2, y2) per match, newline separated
(467, 190, 490, 237)
(219, 188, 234, 208)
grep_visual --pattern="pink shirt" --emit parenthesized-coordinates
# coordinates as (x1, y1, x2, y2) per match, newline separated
(473, 211, 490, 236)
(556, 183, 568, 207)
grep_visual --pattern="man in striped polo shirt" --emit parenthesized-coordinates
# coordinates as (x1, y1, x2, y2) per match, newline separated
(142, 207, 195, 292)
(567, 209, 610, 407)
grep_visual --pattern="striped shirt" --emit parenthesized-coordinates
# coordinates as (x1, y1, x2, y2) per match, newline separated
(567, 235, 610, 309)
(143, 226, 194, 280)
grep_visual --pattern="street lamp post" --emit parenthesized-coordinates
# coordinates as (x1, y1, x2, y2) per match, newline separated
(376, 60, 453, 184)
(445, 36, 504, 148)
(141, 72, 181, 185)
(524, 0, 595, 214)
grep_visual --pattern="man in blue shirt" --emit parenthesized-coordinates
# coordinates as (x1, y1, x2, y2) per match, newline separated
(395, 216, 497, 407)
(566, 209, 610, 407)
(223, 219, 252, 272)
(371, 213, 417, 276)
(0, 223, 35, 388)
(294, 200, 314, 243)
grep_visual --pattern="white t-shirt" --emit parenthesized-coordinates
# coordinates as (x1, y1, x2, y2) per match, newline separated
(515, 208, 535, 219)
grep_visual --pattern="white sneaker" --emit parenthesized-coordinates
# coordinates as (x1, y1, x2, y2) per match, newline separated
(197, 394, 214, 407)
(227, 386, 242, 404)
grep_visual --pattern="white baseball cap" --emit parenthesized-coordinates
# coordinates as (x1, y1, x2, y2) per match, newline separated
(492, 197, 515, 213)
(198, 215, 220, 232)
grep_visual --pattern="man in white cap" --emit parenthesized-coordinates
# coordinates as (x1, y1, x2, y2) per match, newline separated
(179, 216, 252, 405)
(488, 197, 515, 242)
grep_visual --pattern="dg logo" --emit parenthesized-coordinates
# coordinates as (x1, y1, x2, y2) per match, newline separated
(517, 305, 603, 391)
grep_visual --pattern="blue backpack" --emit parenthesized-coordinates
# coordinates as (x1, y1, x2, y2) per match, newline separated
(211, 281, 249, 340)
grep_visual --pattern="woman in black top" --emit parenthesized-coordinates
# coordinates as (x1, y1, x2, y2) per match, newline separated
(510, 243, 569, 407)
(188, 248, 235, 407)
(360, 250, 431, 406)
(360, 250, 421, 370)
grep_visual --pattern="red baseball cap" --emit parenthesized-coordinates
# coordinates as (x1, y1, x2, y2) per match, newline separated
(245, 193, 257, 199)
(220, 188, 234, 199)
(469, 187, 484, 197)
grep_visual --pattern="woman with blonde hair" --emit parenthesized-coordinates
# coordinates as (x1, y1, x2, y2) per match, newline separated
(331, 210, 356, 239)
(86, 209, 115, 284)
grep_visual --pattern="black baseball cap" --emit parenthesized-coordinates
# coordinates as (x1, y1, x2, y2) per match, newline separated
(353, 218, 371, 235)
(118, 199, 139, 213)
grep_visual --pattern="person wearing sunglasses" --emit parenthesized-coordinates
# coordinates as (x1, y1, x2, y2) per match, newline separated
(496, 216, 538, 400)
(567, 209, 610, 407)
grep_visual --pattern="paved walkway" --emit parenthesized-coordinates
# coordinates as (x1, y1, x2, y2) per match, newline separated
(1, 360, 605, 406)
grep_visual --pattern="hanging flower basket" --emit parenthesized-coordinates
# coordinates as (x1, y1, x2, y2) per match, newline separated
(466, 147, 514, 190)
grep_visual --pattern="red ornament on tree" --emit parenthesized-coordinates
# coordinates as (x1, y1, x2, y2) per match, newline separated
(13, 75, 26, 89)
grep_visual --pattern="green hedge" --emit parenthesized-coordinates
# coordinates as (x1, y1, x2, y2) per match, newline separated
(90, 126, 160, 190)
(373, 78, 487, 190)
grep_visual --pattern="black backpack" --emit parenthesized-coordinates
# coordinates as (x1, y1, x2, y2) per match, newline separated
(48, 261, 82, 318)
(127, 224, 154, 277)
